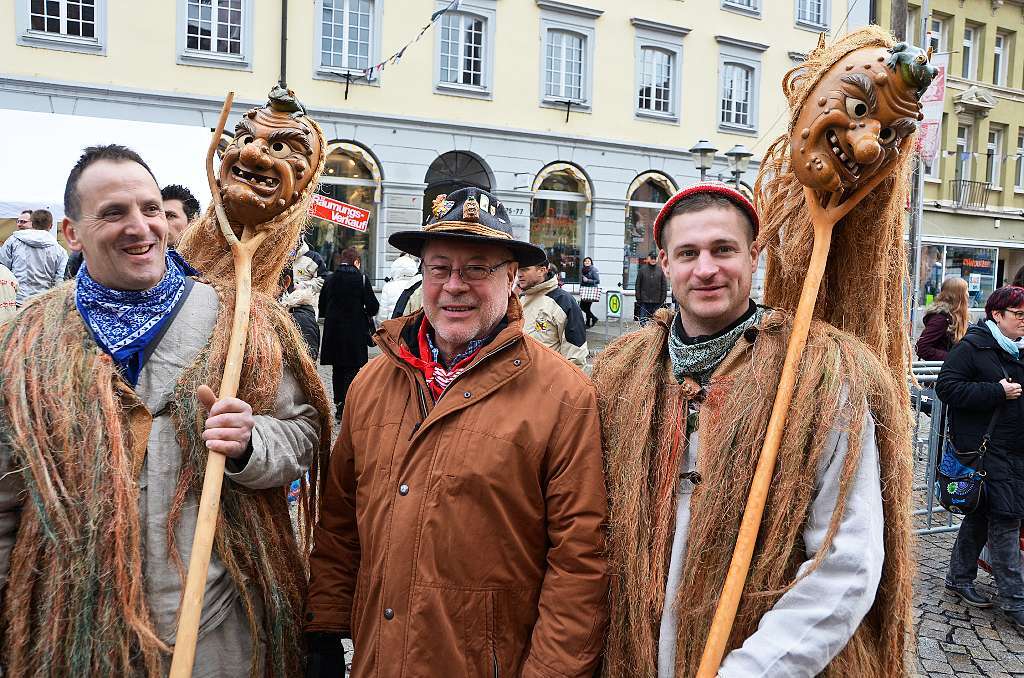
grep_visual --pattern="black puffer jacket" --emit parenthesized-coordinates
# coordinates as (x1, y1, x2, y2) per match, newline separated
(936, 322, 1024, 517)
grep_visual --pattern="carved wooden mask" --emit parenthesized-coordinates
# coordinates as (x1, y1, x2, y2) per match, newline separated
(218, 104, 323, 228)
(791, 43, 935, 196)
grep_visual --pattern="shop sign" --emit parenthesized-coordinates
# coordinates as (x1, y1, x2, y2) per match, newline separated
(916, 53, 947, 164)
(309, 194, 371, 232)
(606, 290, 622, 319)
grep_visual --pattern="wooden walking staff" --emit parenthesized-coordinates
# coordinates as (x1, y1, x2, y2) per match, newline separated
(696, 38, 937, 677)
(169, 91, 269, 677)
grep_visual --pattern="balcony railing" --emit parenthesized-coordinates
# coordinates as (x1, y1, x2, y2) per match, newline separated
(948, 179, 992, 210)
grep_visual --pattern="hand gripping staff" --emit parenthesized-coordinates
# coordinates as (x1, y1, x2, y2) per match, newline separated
(696, 37, 937, 677)
(169, 91, 270, 677)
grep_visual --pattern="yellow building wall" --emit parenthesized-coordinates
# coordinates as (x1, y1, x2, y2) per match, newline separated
(0, 0, 852, 153)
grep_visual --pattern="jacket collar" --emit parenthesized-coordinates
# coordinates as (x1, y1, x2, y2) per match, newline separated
(522, 275, 559, 297)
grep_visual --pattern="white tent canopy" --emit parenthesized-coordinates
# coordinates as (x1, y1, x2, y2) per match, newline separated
(0, 109, 214, 223)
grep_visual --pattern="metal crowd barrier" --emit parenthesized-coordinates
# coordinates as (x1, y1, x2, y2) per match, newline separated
(910, 360, 960, 535)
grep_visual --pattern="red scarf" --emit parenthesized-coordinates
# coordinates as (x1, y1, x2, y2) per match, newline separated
(398, 317, 485, 399)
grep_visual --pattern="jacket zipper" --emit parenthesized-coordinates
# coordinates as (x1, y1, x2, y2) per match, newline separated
(491, 646, 499, 678)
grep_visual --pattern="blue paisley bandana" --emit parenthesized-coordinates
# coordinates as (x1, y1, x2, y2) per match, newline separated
(75, 250, 199, 386)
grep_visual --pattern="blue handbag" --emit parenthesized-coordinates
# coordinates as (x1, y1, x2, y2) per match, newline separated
(935, 397, 1004, 516)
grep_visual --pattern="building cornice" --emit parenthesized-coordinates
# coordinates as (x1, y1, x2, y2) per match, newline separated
(0, 74, 765, 166)
(947, 75, 1024, 104)
(714, 35, 769, 53)
(629, 18, 691, 38)
(535, 0, 603, 19)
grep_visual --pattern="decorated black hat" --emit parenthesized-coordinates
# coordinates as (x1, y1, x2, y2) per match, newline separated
(389, 187, 547, 267)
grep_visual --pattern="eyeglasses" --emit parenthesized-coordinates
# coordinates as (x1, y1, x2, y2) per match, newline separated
(15, 219, 29, 225)
(425, 260, 513, 283)
(1000, 309, 1024, 320)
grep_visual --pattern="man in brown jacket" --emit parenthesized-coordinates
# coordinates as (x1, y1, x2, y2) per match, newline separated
(305, 187, 608, 678)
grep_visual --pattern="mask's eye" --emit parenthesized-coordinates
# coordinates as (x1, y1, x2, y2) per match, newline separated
(269, 141, 291, 158)
(879, 127, 896, 144)
(845, 97, 869, 119)
(237, 134, 254, 146)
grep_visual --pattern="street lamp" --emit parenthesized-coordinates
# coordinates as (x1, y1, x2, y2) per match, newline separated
(689, 139, 718, 182)
(725, 144, 753, 189)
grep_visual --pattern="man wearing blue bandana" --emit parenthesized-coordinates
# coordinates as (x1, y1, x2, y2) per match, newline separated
(0, 145, 324, 676)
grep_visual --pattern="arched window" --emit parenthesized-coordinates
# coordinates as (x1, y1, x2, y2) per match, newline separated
(309, 142, 382, 273)
(423, 151, 492, 225)
(530, 163, 592, 284)
(624, 173, 676, 290)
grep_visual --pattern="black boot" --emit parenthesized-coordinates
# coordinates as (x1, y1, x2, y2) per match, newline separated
(945, 584, 994, 608)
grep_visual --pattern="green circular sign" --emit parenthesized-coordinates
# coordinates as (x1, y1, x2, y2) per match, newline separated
(608, 294, 621, 314)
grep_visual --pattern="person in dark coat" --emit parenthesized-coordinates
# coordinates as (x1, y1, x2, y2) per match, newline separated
(580, 256, 600, 328)
(916, 277, 969, 361)
(278, 267, 321, 361)
(936, 286, 1024, 626)
(634, 249, 669, 323)
(319, 247, 379, 421)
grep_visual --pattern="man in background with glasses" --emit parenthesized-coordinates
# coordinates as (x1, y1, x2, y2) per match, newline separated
(304, 187, 608, 677)
(14, 210, 31, 230)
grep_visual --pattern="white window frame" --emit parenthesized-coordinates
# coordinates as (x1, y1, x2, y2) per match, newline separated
(632, 19, 688, 124)
(994, 31, 1008, 87)
(313, 0, 384, 85)
(433, 0, 496, 99)
(987, 126, 1004, 188)
(537, 0, 602, 111)
(721, 0, 760, 19)
(956, 124, 973, 182)
(962, 24, 977, 81)
(175, 0, 254, 71)
(927, 16, 946, 55)
(16, 0, 107, 55)
(716, 36, 766, 135)
(1016, 130, 1024, 192)
(795, 0, 830, 32)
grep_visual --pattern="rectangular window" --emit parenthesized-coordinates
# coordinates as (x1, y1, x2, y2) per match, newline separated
(440, 12, 484, 86)
(796, 0, 825, 27)
(994, 32, 1007, 86)
(545, 30, 584, 101)
(962, 25, 976, 80)
(927, 17, 945, 54)
(638, 47, 673, 114)
(320, 0, 372, 70)
(987, 127, 1004, 186)
(29, 0, 95, 38)
(1016, 131, 1024, 190)
(722, 0, 758, 10)
(721, 63, 753, 128)
(186, 0, 242, 55)
(956, 124, 972, 182)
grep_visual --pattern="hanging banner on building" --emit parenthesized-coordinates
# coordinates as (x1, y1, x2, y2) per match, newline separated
(309, 194, 371, 232)
(916, 53, 948, 164)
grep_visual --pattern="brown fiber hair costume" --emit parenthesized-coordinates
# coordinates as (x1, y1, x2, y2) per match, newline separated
(594, 26, 913, 677)
(0, 96, 331, 676)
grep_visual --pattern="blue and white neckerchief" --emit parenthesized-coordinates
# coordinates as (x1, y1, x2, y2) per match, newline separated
(75, 250, 199, 386)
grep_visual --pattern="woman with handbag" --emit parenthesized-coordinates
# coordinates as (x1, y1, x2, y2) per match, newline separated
(936, 286, 1024, 626)
(580, 257, 600, 328)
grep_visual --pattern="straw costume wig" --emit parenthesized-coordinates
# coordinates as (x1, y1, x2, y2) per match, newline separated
(594, 27, 915, 677)
(0, 94, 331, 676)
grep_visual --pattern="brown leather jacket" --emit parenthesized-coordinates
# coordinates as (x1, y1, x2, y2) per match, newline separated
(306, 304, 609, 678)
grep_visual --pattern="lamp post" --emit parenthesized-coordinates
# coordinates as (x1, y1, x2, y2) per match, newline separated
(725, 144, 753, 190)
(689, 139, 718, 182)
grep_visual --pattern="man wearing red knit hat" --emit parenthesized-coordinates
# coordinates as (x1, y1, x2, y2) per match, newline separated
(592, 182, 888, 677)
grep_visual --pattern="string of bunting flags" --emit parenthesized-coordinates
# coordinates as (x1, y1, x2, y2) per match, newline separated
(354, 0, 462, 81)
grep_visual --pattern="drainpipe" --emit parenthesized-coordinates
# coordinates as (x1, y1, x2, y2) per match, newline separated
(279, 0, 288, 88)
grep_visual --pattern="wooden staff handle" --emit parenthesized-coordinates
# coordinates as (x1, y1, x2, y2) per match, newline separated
(169, 91, 266, 678)
(695, 216, 833, 678)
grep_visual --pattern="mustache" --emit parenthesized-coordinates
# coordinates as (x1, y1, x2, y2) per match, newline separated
(438, 296, 477, 306)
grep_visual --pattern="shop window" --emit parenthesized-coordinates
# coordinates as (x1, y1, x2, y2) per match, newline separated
(917, 243, 998, 308)
(531, 164, 592, 284)
(308, 144, 381, 274)
(17, 0, 107, 54)
(623, 174, 674, 290)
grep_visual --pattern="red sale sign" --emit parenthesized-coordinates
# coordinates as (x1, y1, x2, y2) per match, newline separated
(309, 194, 371, 232)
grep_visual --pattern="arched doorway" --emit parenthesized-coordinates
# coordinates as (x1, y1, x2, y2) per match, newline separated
(423, 151, 492, 224)
(623, 172, 676, 289)
(308, 142, 382, 274)
(530, 163, 592, 284)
